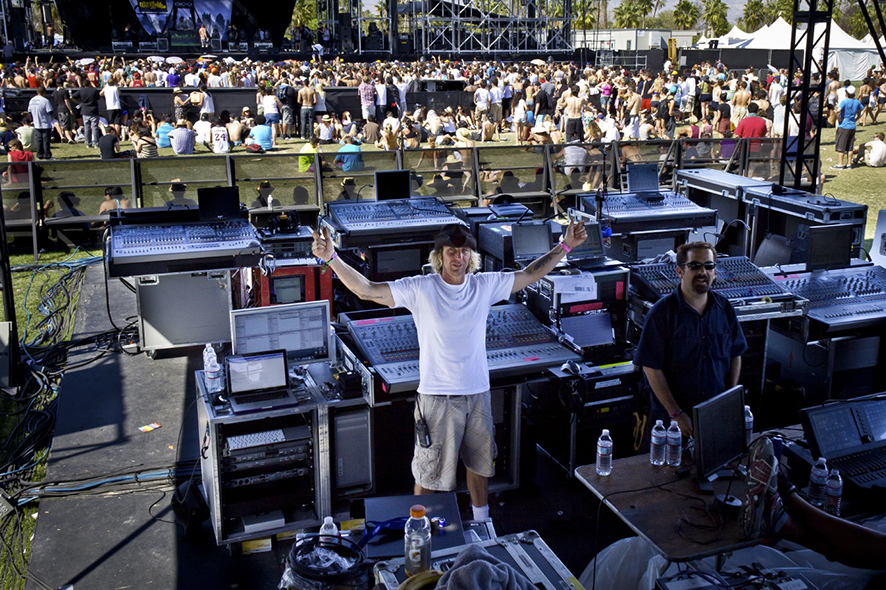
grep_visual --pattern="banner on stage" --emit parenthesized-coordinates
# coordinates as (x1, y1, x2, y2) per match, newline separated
(128, 0, 233, 39)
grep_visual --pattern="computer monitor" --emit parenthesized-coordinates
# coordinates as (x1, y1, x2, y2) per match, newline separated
(568, 220, 606, 264)
(268, 275, 306, 305)
(806, 224, 853, 272)
(625, 163, 659, 193)
(559, 313, 614, 348)
(227, 350, 289, 395)
(230, 300, 332, 366)
(375, 170, 412, 201)
(512, 223, 552, 259)
(693, 385, 746, 490)
(197, 186, 241, 221)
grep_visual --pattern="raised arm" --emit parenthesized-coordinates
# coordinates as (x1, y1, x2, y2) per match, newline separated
(510, 219, 587, 293)
(312, 227, 395, 307)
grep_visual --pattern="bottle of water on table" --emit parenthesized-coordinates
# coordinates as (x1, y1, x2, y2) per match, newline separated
(650, 420, 667, 466)
(808, 457, 828, 507)
(666, 420, 682, 466)
(596, 429, 613, 476)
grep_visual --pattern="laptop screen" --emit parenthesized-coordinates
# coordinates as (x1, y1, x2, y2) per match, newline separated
(625, 163, 659, 193)
(227, 351, 288, 395)
(568, 221, 605, 263)
(560, 313, 614, 348)
(231, 300, 331, 365)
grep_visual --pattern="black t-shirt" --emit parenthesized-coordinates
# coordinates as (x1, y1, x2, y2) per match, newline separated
(718, 102, 731, 119)
(75, 87, 100, 116)
(98, 134, 119, 160)
(54, 87, 70, 114)
(280, 85, 296, 108)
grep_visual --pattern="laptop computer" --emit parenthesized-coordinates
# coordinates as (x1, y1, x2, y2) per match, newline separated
(800, 396, 886, 490)
(625, 163, 664, 202)
(225, 350, 299, 414)
(563, 210, 607, 268)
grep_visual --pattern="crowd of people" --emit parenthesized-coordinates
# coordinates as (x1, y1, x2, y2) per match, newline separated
(0, 54, 882, 173)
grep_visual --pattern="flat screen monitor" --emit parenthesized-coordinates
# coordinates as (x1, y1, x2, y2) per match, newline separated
(625, 163, 659, 193)
(231, 300, 331, 365)
(512, 223, 552, 259)
(693, 385, 746, 485)
(269, 275, 305, 305)
(197, 186, 240, 221)
(559, 313, 614, 348)
(375, 170, 412, 201)
(806, 224, 853, 272)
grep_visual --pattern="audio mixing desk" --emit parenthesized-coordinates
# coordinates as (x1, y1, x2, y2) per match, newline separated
(321, 198, 460, 249)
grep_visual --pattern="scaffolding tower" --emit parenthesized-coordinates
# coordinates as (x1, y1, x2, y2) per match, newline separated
(416, 0, 572, 56)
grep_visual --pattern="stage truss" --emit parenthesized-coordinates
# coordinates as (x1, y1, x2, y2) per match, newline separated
(317, 0, 572, 56)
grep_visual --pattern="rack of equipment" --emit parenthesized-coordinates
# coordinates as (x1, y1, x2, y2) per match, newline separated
(321, 198, 460, 249)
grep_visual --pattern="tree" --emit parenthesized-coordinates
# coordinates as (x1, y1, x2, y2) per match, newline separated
(652, 0, 667, 18)
(743, 0, 766, 32)
(762, 0, 792, 25)
(614, 0, 643, 28)
(573, 0, 599, 29)
(636, 0, 655, 27)
(673, 0, 700, 30)
(702, 0, 729, 36)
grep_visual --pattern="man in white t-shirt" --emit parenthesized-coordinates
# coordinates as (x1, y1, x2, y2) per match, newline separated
(852, 132, 886, 167)
(312, 222, 587, 521)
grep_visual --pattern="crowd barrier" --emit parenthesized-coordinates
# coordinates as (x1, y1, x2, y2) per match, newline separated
(2, 136, 787, 261)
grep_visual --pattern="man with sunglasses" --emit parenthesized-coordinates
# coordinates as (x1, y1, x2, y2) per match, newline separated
(633, 242, 747, 438)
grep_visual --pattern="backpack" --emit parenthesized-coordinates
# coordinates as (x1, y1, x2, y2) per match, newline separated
(276, 85, 288, 101)
(245, 143, 265, 154)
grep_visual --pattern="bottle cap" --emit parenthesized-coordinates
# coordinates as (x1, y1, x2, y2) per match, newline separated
(601, 429, 609, 435)
(410, 504, 426, 518)
(324, 516, 333, 524)
(830, 469, 839, 476)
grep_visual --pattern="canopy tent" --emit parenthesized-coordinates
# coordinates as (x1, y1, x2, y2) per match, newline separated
(816, 19, 882, 80)
(743, 18, 793, 50)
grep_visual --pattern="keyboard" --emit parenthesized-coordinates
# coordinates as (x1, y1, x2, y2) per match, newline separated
(830, 448, 886, 486)
(227, 429, 286, 451)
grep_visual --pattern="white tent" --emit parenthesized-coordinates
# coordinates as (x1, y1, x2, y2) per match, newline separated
(818, 19, 882, 81)
(743, 18, 793, 50)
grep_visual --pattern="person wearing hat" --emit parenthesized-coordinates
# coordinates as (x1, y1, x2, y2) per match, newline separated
(172, 87, 189, 124)
(834, 85, 864, 169)
(311, 218, 588, 521)
(52, 191, 84, 219)
(335, 177, 359, 201)
(165, 180, 197, 208)
(251, 180, 275, 208)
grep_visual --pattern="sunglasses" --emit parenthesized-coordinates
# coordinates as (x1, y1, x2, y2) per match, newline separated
(682, 261, 716, 271)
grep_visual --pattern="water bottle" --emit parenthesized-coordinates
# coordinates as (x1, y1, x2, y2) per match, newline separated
(650, 420, 667, 466)
(319, 516, 339, 541)
(203, 343, 216, 373)
(596, 429, 613, 476)
(807, 457, 828, 507)
(744, 405, 754, 446)
(825, 469, 843, 516)
(205, 358, 222, 393)
(267, 194, 275, 210)
(404, 504, 431, 577)
(666, 420, 682, 467)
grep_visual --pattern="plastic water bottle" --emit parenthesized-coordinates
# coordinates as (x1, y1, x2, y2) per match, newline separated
(825, 469, 843, 516)
(666, 420, 682, 466)
(205, 358, 222, 393)
(650, 420, 667, 466)
(808, 457, 829, 507)
(319, 516, 339, 541)
(404, 504, 431, 577)
(203, 343, 216, 373)
(744, 405, 754, 446)
(596, 429, 613, 476)
(267, 194, 275, 210)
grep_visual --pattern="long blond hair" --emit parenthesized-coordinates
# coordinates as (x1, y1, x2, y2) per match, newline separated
(428, 248, 482, 274)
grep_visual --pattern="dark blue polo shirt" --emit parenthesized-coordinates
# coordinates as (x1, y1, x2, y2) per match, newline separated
(633, 287, 747, 413)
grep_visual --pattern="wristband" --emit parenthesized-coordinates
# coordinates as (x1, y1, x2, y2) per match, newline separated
(328, 251, 338, 263)
(559, 241, 572, 254)
(669, 409, 684, 420)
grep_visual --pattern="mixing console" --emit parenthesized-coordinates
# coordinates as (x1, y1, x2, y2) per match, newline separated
(581, 191, 717, 233)
(346, 304, 581, 392)
(769, 266, 886, 332)
(108, 219, 262, 276)
(322, 198, 460, 248)
(631, 256, 790, 304)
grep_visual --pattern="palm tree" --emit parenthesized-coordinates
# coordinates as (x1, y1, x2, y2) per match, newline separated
(673, 0, 700, 30)
(614, 0, 643, 28)
(652, 0, 667, 17)
(743, 0, 766, 32)
(636, 0, 655, 27)
(702, 0, 729, 36)
(574, 0, 599, 29)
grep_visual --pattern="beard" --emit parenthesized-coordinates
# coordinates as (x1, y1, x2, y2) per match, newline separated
(691, 275, 712, 294)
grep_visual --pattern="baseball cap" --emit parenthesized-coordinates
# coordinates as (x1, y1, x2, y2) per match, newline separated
(434, 224, 477, 250)
(846, 86, 856, 95)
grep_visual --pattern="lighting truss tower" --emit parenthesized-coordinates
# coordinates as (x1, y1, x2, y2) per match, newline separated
(778, 0, 834, 190)
(417, 0, 572, 57)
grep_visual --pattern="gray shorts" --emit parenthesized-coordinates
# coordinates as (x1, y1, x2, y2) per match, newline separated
(412, 392, 496, 491)
(281, 106, 293, 125)
(58, 111, 74, 131)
